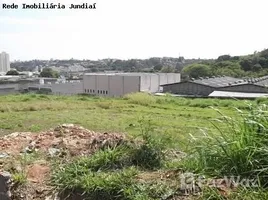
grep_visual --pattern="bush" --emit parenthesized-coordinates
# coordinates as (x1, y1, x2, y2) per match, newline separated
(124, 93, 156, 106)
(132, 117, 170, 169)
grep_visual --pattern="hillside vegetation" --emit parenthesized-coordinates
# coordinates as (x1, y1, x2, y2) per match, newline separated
(182, 49, 268, 79)
(1, 93, 268, 199)
(11, 49, 268, 79)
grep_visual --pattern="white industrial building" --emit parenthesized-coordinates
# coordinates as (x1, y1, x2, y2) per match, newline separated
(83, 73, 181, 97)
(0, 52, 10, 73)
(0, 73, 181, 96)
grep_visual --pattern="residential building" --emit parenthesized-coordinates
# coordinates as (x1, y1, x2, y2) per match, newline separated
(0, 52, 10, 73)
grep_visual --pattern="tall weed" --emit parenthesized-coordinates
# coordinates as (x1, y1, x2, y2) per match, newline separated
(183, 104, 268, 187)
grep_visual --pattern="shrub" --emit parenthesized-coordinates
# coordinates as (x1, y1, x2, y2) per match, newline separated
(131, 117, 168, 170)
(124, 93, 156, 106)
(96, 101, 113, 109)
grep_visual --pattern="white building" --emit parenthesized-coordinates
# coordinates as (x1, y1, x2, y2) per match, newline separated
(0, 52, 10, 73)
(83, 72, 181, 97)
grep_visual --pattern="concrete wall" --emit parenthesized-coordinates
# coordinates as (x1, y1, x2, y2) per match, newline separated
(220, 84, 268, 93)
(140, 73, 181, 93)
(162, 82, 215, 96)
(108, 75, 124, 96)
(95, 75, 110, 95)
(83, 73, 181, 96)
(158, 73, 181, 86)
(122, 76, 140, 96)
(0, 88, 17, 95)
(0, 83, 18, 90)
(149, 74, 160, 93)
(83, 74, 140, 97)
(52, 82, 83, 95)
(0, 83, 19, 95)
(168, 73, 181, 83)
(140, 74, 153, 92)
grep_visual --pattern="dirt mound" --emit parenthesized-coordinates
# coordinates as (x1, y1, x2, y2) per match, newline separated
(0, 124, 126, 157)
(0, 124, 128, 200)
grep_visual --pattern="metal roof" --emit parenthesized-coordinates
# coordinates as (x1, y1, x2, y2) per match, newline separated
(162, 75, 268, 88)
(193, 76, 242, 87)
(209, 91, 268, 98)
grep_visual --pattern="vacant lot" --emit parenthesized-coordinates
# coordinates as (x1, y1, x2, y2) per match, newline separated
(0, 93, 249, 138)
(1, 93, 268, 199)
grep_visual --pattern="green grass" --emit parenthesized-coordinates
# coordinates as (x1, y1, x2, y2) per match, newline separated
(182, 103, 268, 187)
(2, 93, 268, 199)
(51, 125, 174, 199)
(0, 93, 246, 148)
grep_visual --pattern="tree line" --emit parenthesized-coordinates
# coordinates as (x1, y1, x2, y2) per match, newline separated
(182, 49, 268, 79)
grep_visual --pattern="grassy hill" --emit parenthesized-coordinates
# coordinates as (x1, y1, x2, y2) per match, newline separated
(1, 93, 268, 199)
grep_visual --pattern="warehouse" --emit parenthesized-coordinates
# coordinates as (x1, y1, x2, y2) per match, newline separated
(160, 75, 268, 96)
(83, 72, 181, 97)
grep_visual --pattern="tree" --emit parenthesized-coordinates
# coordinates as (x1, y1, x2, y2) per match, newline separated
(160, 66, 175, 73)
(40, 68, 59, 78)
(182, 64, 211, 78)
(178, 56, 185, 62)
(153, 64, 163, 71)
(217, 55, 231, 62)
(259, 57, 268, 68)
(252, 63, 262, 72)
(91, 68, 98, 72)
(260, 49, 268, 59)
(211, 61, 244, 77)
(6, 70, 19, 75)
(240, 58, 253, 71)
(230, 56, 240, 61)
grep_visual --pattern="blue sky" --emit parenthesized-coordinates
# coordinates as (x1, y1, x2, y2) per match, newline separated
(1, 0, 268, 61)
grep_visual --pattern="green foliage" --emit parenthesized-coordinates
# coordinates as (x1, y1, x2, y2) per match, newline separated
(12, 172, 27, 185)
(40, 67, 59, 78)
(124, 92, 156, 106)
(131, 117, 167, 169)
(260, 49, 268, 59)
(217, 54, 231, 62)
(51, 116, 170, 199)
(182, 63, 211, 78)
(74, 147, 133, 172)
(240, 58, 253, 71)
(160, 66, 175, 73)
(212, 61, 245, 77)
(2, 94, 268, 198)
(182, 49, 268, 78)
(52, 166, 138, 200)
(199, 188, 268, 200)
(6, 70, 19, 75)
(153, 64, 163, 71)
(183, 104, 268, 187)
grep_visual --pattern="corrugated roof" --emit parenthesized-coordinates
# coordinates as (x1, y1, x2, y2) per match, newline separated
(192, 76, 242, 87)
(162, 75, 268, 88)
(209, 91, 268, 98)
